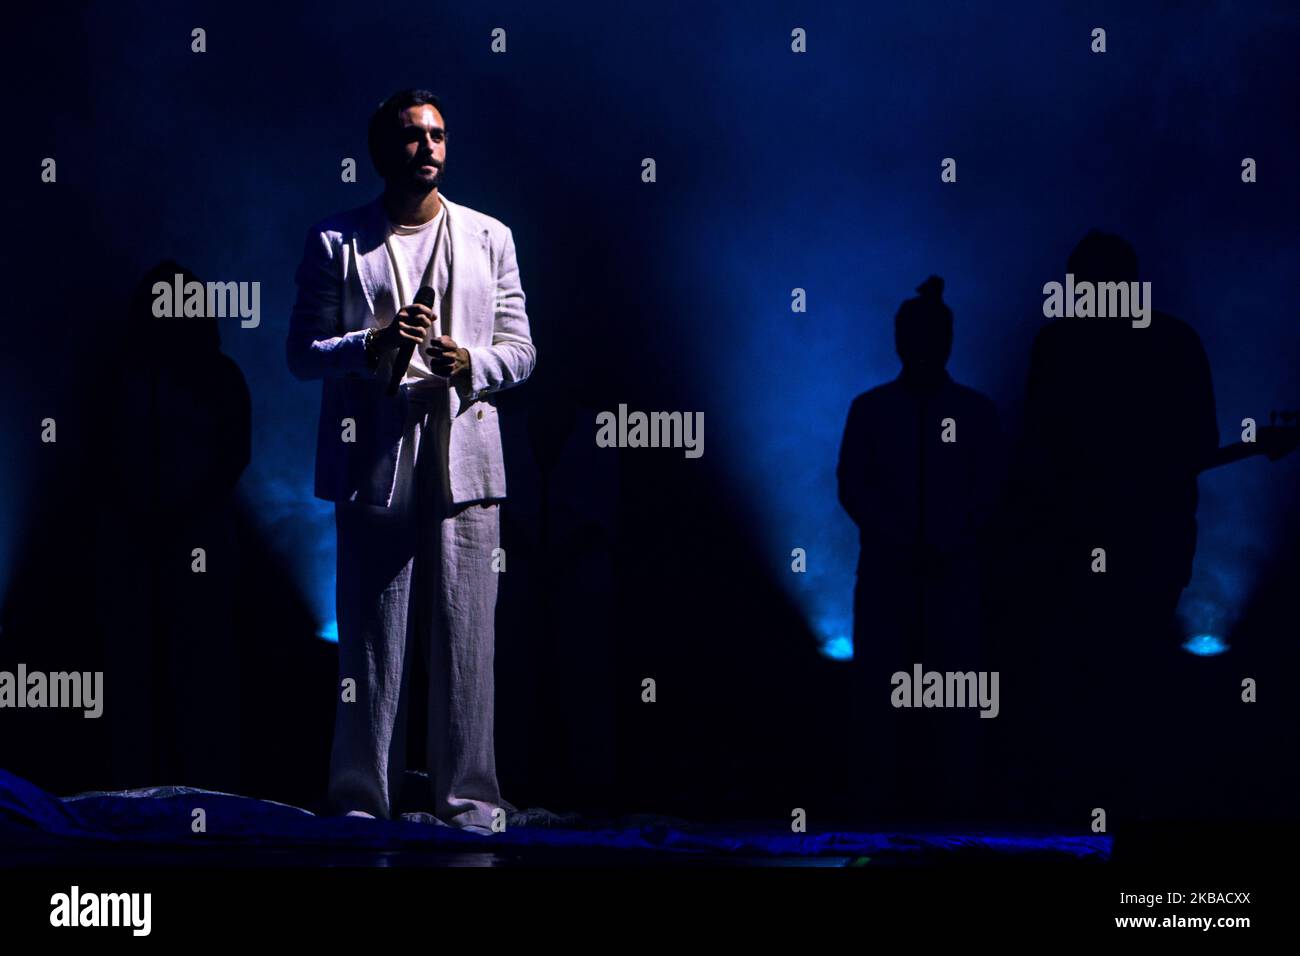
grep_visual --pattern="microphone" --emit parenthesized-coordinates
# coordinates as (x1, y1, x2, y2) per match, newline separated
(387, 285, 436, 395)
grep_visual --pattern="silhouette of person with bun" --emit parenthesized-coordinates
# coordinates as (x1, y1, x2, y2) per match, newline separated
(837, 276, 1004, 818)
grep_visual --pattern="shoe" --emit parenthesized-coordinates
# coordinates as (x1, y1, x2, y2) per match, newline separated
(344, 809, 377, 819)
(400, 812, 450, 826)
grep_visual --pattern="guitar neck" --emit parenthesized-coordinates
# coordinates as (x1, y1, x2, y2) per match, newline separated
(1203, 442, 1261, 473)
(1203, 424, 1300, 473)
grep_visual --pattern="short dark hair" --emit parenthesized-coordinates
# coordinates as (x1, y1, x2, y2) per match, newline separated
(1067, 229, 1139, 283)
(367, 89, 445, 181)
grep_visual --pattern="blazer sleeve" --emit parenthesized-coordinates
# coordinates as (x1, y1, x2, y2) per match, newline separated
(286, 226, 376, 382)
(465, 227, 537, 399)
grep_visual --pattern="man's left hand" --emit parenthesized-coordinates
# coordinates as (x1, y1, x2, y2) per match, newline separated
(426, 336, 471, 379)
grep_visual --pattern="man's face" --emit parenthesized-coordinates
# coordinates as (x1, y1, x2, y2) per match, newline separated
(389, 104, 447, 191)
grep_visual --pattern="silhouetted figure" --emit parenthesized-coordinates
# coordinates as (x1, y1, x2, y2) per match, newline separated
(837, 276, 1003, 818)
(93, 260, 251, 791)
(1017, 231, 1218, 817)
(1022, 232, 1217, 645)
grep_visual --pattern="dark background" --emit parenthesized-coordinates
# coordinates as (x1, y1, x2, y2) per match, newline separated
(2, 1, 1296, 825)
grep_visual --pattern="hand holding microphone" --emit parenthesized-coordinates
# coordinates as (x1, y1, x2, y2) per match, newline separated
(381, 286, 436, 394)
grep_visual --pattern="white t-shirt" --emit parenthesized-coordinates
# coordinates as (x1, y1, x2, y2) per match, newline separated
(385, 204, 448, 388)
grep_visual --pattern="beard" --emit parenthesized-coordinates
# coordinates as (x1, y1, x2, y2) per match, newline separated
(398, 154, 445, 194)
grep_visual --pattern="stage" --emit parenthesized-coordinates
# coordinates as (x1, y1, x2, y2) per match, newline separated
(1, 769, 1108, 869)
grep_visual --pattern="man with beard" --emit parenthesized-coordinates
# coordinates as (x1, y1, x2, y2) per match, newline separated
(286, 89, 536, 830)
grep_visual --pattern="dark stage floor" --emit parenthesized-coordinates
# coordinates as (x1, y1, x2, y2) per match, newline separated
(1, 769, 1109, 868)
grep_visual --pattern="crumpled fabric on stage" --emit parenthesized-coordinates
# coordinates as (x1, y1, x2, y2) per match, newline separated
(0, 769, 1109, 863)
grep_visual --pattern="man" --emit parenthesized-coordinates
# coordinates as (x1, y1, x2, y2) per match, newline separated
(837, 276, 1004, 667)
(836, 276, 1004, 818)
(1017, 231, 1217, 816)
(1021, 231, 1217, 644)
(286, 89, 535, 829)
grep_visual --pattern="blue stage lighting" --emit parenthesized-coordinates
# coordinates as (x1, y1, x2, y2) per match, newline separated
(822, 634, 853, 661)
(317, 618, 339, 644)
(1182, 633, 1228, 656)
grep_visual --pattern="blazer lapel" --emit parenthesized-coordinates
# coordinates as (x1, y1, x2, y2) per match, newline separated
(351, 198, 394, 319)
(443, 194, 492, 343)
(441, 195, 492, 416)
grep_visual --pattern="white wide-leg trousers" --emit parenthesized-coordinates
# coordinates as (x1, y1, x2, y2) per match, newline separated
(327, 387, 503, 827)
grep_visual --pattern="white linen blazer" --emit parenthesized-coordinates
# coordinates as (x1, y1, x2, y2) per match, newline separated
(286, 193, 535, 507)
